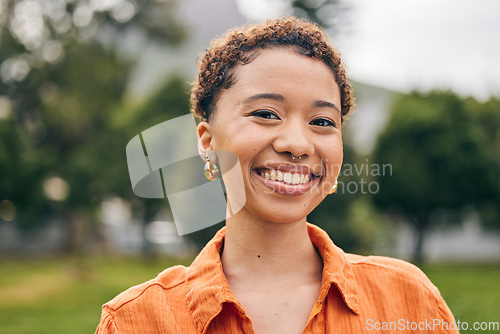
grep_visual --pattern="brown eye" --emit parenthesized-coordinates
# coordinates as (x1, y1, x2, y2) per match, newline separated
(310, 118, 335, 127)
(251, 110, 280, 119)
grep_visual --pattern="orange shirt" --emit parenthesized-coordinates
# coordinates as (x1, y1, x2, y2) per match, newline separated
(96, 223, 458, 333)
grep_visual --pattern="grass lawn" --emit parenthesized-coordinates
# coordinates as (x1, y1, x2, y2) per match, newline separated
(0, 257, 192, 334)
(421, 264, 500, 333)
(0, 258, 498, 333)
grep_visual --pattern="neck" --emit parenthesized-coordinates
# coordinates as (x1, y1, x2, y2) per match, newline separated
(221, 209, 323, 285)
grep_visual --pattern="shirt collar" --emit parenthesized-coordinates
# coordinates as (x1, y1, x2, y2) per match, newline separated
(306, 223, 360, 315)
(185, 227, 239, 334)
(185, 223, 359, 333)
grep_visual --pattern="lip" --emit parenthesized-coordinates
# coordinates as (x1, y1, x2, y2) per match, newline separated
(252, 169, 319, 195)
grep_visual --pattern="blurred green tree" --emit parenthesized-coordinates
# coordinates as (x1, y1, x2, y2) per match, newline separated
(465, 97, 500, 229)
(0, 0, 185, 70)
(0, 0, 186, 254)
(0, 111, 49, 226)
(0, 40, 135, 252)
(372, 91, 498, 263)
(117, 75, 192, 256)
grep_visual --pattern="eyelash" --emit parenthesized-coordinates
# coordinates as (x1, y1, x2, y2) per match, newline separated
(310, 118, 336, 128)
(251, 110, 336, 128)
(250, 110, 279, 119)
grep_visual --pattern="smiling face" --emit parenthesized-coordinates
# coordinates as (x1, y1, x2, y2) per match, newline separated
(198, 47, 343, 224)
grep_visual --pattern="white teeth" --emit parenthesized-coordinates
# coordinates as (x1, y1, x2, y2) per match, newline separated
(259, 169, 312, 185)
(283, 172, 292, 184)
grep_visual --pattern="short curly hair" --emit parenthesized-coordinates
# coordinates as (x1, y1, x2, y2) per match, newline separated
(190, 17, 353, 123)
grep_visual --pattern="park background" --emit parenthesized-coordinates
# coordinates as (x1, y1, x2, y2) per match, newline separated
(0, 0, 499, 333)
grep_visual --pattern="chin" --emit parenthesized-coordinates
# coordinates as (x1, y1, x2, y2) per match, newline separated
(251, 206, 312, 225)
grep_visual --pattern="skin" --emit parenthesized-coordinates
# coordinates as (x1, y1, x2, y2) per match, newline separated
(197, 47, 343, 334)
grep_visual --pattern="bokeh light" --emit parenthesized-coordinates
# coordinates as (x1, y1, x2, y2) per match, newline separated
(43, 176, 69, 201)
(0, 199, 16, 221)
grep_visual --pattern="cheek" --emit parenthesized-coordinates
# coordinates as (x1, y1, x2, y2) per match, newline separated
(320, 140, 343, 178)
(210, 127, 235, 152)
(213, 125, 267, 158)
(211, 132, 257, 178)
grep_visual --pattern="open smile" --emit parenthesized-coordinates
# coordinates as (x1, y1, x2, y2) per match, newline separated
(252, 168, 320, 195)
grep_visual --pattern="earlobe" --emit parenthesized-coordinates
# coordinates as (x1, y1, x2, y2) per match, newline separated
(197, 121, 213, 156)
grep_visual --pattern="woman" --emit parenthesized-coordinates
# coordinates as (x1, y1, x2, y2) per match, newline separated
(96, 17, 458, 334)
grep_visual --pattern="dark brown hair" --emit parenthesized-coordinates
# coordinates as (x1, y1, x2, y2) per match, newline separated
(190, 17, 353, 122)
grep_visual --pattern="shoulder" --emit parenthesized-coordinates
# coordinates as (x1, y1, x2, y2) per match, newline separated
(347, 253, 428, 278)
(344, 254, 457, 330)
(103, 265, 187, 312)
(96, 265, 191, 333)
(346, 253, 441, 298)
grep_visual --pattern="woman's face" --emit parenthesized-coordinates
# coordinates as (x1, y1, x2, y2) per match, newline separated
(198, 47, 343, 224)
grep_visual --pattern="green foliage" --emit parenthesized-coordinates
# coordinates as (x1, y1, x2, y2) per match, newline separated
(0, 0, 186, 74)
(0, 0, 188, 252)
(39, 42, 131, 208)
(0, 40, 134, 232)
(119, 75, 193, 253)
(373, 91, 497, 217)
(125, 75, 191, 135)
(464, 97, 500, 228)
(0, 116, 48, 226)
(371, 91, 500, 261)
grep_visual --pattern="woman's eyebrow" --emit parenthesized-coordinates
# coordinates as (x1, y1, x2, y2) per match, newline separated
(243, 93, 284, 103)
(313, 100, 340, 114)
(243, 93, 340, 114)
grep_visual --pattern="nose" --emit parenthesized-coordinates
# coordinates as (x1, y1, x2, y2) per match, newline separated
(272, 118, 314, 159)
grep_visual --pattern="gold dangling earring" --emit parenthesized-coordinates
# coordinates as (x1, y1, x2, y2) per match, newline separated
(328, 180, 338, 194)
(203, 152, 219, 181)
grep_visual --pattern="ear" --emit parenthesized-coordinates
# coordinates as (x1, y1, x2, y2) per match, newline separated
(197, 121, 213, 157)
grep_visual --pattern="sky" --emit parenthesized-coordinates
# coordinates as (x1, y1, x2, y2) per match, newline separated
(236, 0, 500, 101)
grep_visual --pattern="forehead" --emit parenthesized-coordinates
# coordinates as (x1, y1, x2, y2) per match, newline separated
(237, 47, 334, 79)
(220, 47, 340, 104)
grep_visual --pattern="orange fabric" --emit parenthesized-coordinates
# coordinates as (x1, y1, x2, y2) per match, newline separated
(95, 223, 458, 333)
